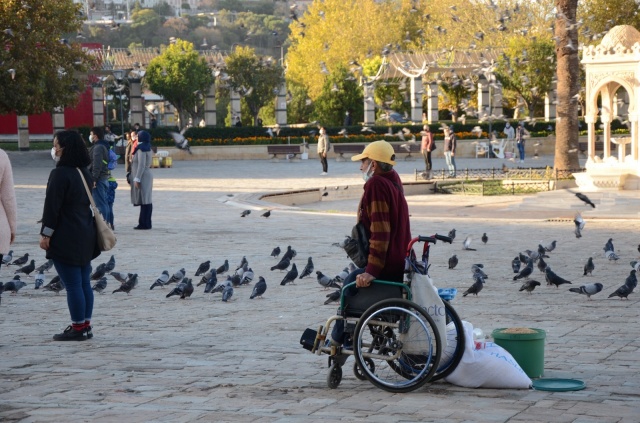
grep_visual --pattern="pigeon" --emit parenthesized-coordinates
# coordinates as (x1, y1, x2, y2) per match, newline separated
(624, 269, 638, 289)
(448, 229, 456, 241)
(10, 253, 29, 266)
(169, 130, 192, 153)
(234, 263, 248, 279)
(471, 264, 488, 279)
(261, 210, 271, 218)
(584, 257, 595, 276)
(15, 259, 35, 276)
(212, 276, 232, 293)
(92, 277, 108, 293)
(230, 274, 242, 286)
(544, 240, 557, 252)
(545, 266, 572, 288)
(537, 256, 548, 273)
(271, 257, 290, 271)
(104, 255, 116, 272)
(631, 260, 640, 273)
(35, 259, 54, 273)
(324, 289, 341, 305)
(569, 283, 603, 299)
(250, 276, 267, 299)
(240, 210, 251, 217)
(334, 267, 349, 283)
(462, 276, 484, 297)
(317, 271, 341, 289)
(91, 263, 107, 280)
(575, 192, 596, 208)
(519, 280, 541, 294)
(113, 274, 137, 294)
(43, 276, 64, 294)
(608, 283, 634, 299)
(603, 238, 614, 253)
(518, 252, 529, 264)
(167, 268, 186, 285)
(524, 249, 541, 262)
(537, 244, 549, 258)
(511, 256, 521, 273)
(513, 259, 533, 281)
(282, 245, 297, 261)
(34, 270, 45, 289)
(166, 278, 189, 298)
(280, 263, 299, 285)
(180, 279, 194, 299)
(110, 271, 128, 284)
(222, 284, 234, 302)
(240, 268, 254, 285)
(605, 250, 619, 262)
(3, 278, 27, 294)
(299, 257, 314, 279)
(216, 260, 229, 274)
(270, 246, 281, 258)
(195, 260, 211, 277)
(150, 270, 170, 289)
(197, 268, 215, 286)
(481, 233, 488, 244)
(574, 212, 585, 238)
(2, 250, 12, 265)
(235, 256, 248, 271)
(462, 236, 476, 251)
(203, 273, 218, 293)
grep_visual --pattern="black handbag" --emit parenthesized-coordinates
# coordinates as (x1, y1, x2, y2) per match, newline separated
(343, 222, 370, 268)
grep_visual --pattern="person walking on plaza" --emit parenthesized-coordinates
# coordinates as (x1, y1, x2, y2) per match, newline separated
(444, 126, 457, 178)
(131, 130, 154, 230)
(420, 125, 435, 178)
(317, 127, 330, 175)
(88, 127, 112, 225)
(515, 122, 529, 163)
(0, 148, 17, 270)
(40, 131, 100, 341)
(330, 140, 411, 350)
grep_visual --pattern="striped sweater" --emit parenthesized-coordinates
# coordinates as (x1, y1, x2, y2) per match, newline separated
(358, 169, 411, 282)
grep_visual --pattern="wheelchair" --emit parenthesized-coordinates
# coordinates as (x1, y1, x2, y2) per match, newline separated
(300, 235, 465, 393)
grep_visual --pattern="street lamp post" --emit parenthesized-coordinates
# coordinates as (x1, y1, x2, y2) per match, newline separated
(113, 69, 126, 139)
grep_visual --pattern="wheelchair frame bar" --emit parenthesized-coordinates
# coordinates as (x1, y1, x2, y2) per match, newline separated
(338, 280, 413, 310)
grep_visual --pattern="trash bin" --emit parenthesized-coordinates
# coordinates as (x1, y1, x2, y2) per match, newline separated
(492, 328, 546, 378)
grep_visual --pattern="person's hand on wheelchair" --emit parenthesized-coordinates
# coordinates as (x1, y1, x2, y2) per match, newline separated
(356, 272, 375, 288)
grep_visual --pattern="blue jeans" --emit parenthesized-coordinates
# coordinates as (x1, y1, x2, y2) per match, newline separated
(517, 142, 525, 161)
(93, 179, 111, 226)
(444, 151, 456, 176)
(53, 259, 93, 324)
(330, 268, 365, 345)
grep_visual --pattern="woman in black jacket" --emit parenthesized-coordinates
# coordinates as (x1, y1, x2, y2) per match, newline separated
(40, 131, 100, 341)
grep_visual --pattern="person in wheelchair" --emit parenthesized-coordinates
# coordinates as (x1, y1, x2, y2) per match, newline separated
(330, 140, 412, 350)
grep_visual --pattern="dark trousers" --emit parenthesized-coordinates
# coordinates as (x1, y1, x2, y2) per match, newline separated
(422, 150, 432, 171)
(319, 154, 328, 172)
(138, 204, 153, 229)
(330, 268, 365, 344)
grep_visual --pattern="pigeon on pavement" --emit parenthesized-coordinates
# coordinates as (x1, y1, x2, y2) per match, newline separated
(110, 271, 129, 284)
(271, 257, 290, 271)
(10, 253, 29, 266)
(3, 278, 27, 294)
(605, 250, 619, 262)
(216, 260, 229, 274)
(181, 279, 194, 299)
(462, 236, 476, 251)
(513, 259, 533, 281)
(261, 210, 271, 218)
(43, 276, 64, 294)
(195, 260, 211, 276)
(608, 272, 635, 299)
(222, 285, 234, 302)
(1, 250, 12, 265)
(113, 274, 138, 294)
(35, 259, 54, 273)
(92, 277, 108, 293)
(104, 255, 116, 272)
(240, 268, 254, 285)
(90, 263, 107, 280)
(545, 266, 572, 288)
(537, 256, 548, 273)
(167, 268, 186, 285)
(462, 275, 484, 297)
(569, 283, 603, 299)
(15, 260, 35, 276)
(519, 280, 541, 294)
(604, 238, 614, 253)
(481, 233, 488, 244)
(282, 246, 297, 261)
(317, 271, 341, 289)
(280, 264, 299, 285)
(544, 240, 557, 252)
(240, 210, 251, 217)
(299, 257, 314, 279)
(34, 270, 45, 289)
(150, 270, 170, 289)
(166, 278, 188, 298)
(511, 256, 521, 273)
(448, 229, 456, 241)
(448, 254, 459, 269)
(574, 212, 585, 238)
(324, 289, 341, 305)
(270, 246, 281, 258)
(250, 276, 267, 299)
(583, 257, 595, 276)
(203, 273, 218, 293)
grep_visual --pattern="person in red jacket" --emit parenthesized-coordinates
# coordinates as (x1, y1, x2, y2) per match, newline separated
(329, 140, 411, 352)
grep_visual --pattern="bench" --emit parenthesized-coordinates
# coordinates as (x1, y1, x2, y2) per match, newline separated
(578, 141, 605, 155)
(333, 144, 365, 162)
(267, 145, 302, 162)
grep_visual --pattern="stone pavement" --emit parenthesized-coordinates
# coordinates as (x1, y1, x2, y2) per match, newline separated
(1, 151, 640, 422)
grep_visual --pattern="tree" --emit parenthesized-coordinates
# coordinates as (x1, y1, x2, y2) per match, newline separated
(286, 80, 313, 125)
(554, 0, 581, 171)
(145, 39, 215, 129)
(311, 65, 363, 127)
(495, 37, 556, 118)
(224, 46, 284, 125)
(578, 0, 640, 44)
(0, 0, 96, 115)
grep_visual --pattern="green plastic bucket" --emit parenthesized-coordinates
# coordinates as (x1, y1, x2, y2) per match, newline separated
(492, 328, 546, 378)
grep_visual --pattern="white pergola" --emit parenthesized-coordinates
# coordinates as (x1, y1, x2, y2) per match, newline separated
(579, 25, 640, 190)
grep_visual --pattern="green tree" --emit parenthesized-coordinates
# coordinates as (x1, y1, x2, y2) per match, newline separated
(286, 80, 313, 125)
(311, 65, 363, 127)
(153, 1, 174, 17)
(495, 37, 556, 118)
(0, 0, 96, 115)
(224, 46, 284, 125)
(578, 0, 640, 44)
(131, 9, 163, 40)
(145, 39, 215, 129)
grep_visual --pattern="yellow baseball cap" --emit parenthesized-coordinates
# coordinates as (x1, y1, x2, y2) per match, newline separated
(351, 140, 396, 165)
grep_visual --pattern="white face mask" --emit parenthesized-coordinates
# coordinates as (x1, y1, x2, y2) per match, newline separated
(362, 160, 374, 182)
(51, 147, 60, 162)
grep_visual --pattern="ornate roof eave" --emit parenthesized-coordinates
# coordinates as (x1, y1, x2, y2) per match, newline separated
(582, 42, 640, 63)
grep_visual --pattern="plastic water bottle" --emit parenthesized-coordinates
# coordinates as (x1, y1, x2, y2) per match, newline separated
(473, 328, 486, 350)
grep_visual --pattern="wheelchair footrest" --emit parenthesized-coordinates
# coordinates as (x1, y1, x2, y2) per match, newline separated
(301, 327, 324, 352)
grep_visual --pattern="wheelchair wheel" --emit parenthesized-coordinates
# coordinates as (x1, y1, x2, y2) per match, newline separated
(431, 301, 465, 381)
(327, 363, 342, 389)
(353, 298, 441, 393)
(353, 358, 375, 381)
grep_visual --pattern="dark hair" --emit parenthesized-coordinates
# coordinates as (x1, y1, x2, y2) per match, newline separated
(376, 161, 393, 172)
(55, 130, 91, 168)
(90, 126, 104, 140)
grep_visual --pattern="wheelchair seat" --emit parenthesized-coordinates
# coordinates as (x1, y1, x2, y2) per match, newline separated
(343, 282, 405, 318)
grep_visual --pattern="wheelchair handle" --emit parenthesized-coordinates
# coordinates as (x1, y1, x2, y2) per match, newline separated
(417, 235, 436, 244)
(434, 234, 453, 244)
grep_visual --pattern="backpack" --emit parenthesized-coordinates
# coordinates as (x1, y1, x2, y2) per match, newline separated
(107, 147, 118, 171)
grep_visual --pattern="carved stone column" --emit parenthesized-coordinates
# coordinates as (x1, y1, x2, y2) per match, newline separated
(426, 83, 438, 123)
(275, 84, 287, 126)
(17, 115, 29, 151)
(585, 114, 597, 161)
(629, 113, 638, 161)
(92, 83, 105, 127)
(129, 78, 143, 128)
(230, 90, 241, 125)
(601, 114, 612, 159)
(363, 83, 375, 125)
(410, 76, 423, 122)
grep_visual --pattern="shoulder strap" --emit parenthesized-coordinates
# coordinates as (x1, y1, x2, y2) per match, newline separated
(76, 168, 98, 214)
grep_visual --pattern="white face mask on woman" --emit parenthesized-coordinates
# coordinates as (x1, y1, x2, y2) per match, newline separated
(362, 160, 374, 182)
(51, 147, 60, 162)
